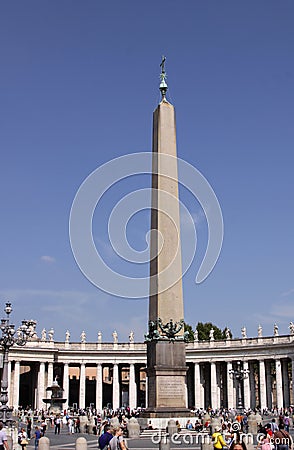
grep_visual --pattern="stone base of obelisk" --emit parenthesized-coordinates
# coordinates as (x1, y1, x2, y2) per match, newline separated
(143, 341, 192, 419)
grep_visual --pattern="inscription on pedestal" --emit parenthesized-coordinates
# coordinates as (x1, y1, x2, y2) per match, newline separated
(159, 381, 183, 398)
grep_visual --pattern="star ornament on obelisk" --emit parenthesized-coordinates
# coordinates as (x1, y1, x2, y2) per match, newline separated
(144, 57, 191, 417)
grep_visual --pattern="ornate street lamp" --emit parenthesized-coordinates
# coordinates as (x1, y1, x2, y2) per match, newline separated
(229, 360, 250, 411)
(0, 302, 34, 425)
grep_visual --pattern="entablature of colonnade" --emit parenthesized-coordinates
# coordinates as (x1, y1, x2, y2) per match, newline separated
(7, 334, 294, 364)
(185, 334, 294, 363)
(8, 341, 147, 364)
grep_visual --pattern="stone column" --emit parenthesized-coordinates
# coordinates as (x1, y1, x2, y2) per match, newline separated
(145, 376, 148, 408)
(48, 363, 54, 383)
(13, 361, 20, 409)
(259, 360, 267, 410)
(129, 364, 137, 411)
(79, 363, 86, 409)
(185, 380, 188, 408)
(227, 362, 234, 409)
(199, 365, 205, 409)
(96, 364, 103, 412)
(211, 362, 218, 409)
(37, 362, 46, 410)
(47, 362, 54, 399)
(249, 361, 256, 409)
(265, 360, 273, 409)
(275, 358, 283, 410)
(7, 361, 12, 407)
(216, 365, 221, 409)
(112, 364, 120, 410)
(243, 361, 250, 409)
(63, 363, 69, 411)
(282, 359, 290, 408)
(194, 362, 201, 408)
(291, 357, 294, 405)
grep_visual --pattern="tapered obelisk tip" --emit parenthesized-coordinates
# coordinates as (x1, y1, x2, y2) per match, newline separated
(159, 55, 168, 100)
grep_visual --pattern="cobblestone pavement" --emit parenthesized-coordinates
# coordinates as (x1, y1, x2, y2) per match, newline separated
(24, 426, 198, 450)
(26, 425, 98, 449)
(23, 423, 294, 450)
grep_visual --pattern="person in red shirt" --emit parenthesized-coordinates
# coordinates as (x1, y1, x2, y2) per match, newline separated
(265, 424, 273, 438)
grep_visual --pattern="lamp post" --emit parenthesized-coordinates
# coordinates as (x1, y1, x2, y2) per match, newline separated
(0, 302, 34, 425)
(229, 360, 249, 411)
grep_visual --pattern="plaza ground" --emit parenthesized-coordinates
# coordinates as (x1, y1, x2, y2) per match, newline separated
(23, 422, 294, 450)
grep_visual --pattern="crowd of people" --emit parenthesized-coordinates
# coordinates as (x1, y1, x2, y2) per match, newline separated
(14, 410, 130, 450)
(12, 406, 133, 449)
(177, 408, 293, 450)
(9, 405, 294, 450)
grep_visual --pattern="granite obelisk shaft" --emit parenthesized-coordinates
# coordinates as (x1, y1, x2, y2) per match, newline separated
(146, 96, 189, 416)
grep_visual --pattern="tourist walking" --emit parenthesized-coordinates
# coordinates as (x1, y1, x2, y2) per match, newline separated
(257, 435, 272, 450)
(98, 425, 113, 450)
(212, 426, 227, 450)
(54, 416, 61, 434)
(109, 426, 127, 450)
(18, 427, 29, 450)
(68, 417, 74, 434)
(284, 415, 290, 433)
(0, 423, 9, 450)
(75, 417, 81, 433)
(271, 419, 279, 433)
(34, 426, 41, 450)
(26, 417, 32, 439)
(41, 419, 47, 435)
(274, 424, 292, 450)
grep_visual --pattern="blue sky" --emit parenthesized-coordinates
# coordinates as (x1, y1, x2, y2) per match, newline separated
(1, 1, 293, 342)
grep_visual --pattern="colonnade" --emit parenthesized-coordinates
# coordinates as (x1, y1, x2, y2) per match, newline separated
(8, 360, 144, 412)
(191, 357, 293, 411)
(5, 334, 294, 412)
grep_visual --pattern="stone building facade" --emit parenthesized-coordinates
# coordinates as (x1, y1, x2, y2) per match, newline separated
(4, 332, 294, 412)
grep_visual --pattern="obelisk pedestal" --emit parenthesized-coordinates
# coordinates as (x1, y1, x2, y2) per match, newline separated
(146, 340, 188, 416)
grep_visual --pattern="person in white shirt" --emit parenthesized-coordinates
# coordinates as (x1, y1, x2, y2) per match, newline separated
(109, 427, 127, 450)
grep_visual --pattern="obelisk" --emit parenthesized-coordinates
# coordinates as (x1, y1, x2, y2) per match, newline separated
(145, 57, 189, 416)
